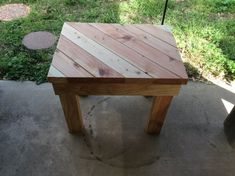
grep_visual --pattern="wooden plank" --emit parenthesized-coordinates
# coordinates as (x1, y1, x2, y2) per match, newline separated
(59, 94, 84, 133)
(92, 23, 188, 79)
(53, 83, 181, 96)
(118, 24, 181, 61)
(58, 35, 123, 78)
(146, 96, 173, 134)
(69, 22, 179, 79)
(48, 77, 186, 84)
(134, 24, 177, 47)
(48, 65, 65, 77)
(52, 50, 93, 77)
(61, 23, 150, 78)
(159, 25, 172, 33)
(112, 24, 187, 78)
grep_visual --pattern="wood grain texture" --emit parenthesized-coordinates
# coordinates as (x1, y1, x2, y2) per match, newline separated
(92, 23, 188, 79)
(57, 35, 123, 78)
(48, 77, 187, 84)
(134, 24, 177, 47)
(47, 65, 65, 77)
(52, 50, 92, 77)
(53, 83, 180, 96)
(118, 24, 181, 61)
(48, 22, 188, 84)
(146, 96, 173, 134)
(62, 23, 149, 78)
(59, 94, 84, 133)
(70, 22, 179, 79)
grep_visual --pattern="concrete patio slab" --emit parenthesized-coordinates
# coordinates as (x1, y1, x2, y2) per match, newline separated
(0, 80, 235, 176)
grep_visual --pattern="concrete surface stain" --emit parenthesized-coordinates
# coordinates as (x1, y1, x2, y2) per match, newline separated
(87, 105, 95, 116)
(81, 97, 160, 168)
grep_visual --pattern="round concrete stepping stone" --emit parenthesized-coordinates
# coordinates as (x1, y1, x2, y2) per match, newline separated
(22, 31, 56, 50)
(0, 3, 30, 21)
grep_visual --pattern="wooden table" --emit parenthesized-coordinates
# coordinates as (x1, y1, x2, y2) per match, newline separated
(48, 22, 188, 134)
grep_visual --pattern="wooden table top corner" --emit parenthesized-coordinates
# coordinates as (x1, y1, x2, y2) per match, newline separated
(47, 22, 188, 85)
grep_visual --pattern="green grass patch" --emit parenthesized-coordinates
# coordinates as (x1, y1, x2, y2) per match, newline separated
(0, 0, 235, 83)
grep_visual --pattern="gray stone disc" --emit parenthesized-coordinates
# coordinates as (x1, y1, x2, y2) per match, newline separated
(22, 31, 56, 50)
(0, 3, 30, 21)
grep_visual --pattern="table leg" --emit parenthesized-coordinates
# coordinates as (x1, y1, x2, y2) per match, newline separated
(146, 96, 173, 134)
(59, 94, 84, 133)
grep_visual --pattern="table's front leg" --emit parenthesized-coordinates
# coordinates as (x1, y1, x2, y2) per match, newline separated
(146, 96, 173, 134)
(59, 94, 84, 133)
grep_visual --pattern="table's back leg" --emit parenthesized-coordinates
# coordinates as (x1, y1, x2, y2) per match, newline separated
(146, 96, 173, 134)
(59, 94, 84, 133)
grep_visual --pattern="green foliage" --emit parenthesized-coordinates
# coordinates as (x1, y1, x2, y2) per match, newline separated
(213, 0, 235, 13)
(1, 52, 51, 84)
(64, 0, 77, 6)
(0, 0, 235, 83)
(184, 62, 200, 79)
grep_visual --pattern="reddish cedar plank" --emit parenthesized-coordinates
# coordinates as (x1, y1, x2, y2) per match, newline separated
(113, 24, 188, 79)
(52, 50, 93, 77)
(92, 23, 187, 79)
(118, 24, 181, 61)
(70, 23, 178, 79)
(63, 23, 149, 78)
(134, 24, 177, 47)
(58, 35, 123, 78)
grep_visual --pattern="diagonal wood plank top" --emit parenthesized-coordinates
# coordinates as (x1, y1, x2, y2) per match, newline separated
(48, 22, 188, 84)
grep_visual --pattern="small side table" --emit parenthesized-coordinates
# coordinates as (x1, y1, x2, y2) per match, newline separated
(48, 22, 188, 135)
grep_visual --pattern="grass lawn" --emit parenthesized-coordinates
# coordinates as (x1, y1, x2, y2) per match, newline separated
(0, 0, 235, 83)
